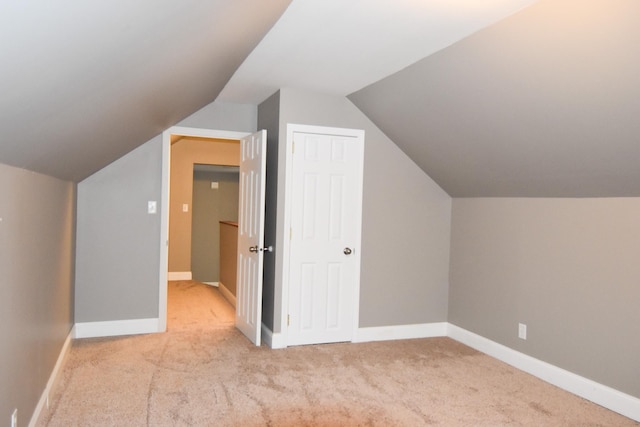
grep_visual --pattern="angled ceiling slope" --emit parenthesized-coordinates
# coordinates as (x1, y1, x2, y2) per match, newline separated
(0, 0, 291, 182)
(350, 0, 640, 197)
(218, 0, 539, 105)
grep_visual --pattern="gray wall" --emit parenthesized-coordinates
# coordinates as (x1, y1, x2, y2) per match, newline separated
(268, 88, 452, 333)
(449, 197, 640, 399)
(257, 91, 280, 331)
(0, 163, 75, 424)
(191, 170, 239, 282)
(75, 138, 163, 321)
(74, 101, 255, 323)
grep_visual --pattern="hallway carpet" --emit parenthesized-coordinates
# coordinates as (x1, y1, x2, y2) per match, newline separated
(38, 281, 638, 426)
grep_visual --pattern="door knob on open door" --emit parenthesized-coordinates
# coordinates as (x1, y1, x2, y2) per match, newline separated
(249, 246, 259, 253)
(343, 247, 352, 255)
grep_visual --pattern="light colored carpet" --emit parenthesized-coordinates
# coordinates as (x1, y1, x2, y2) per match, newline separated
(38, 281, 638, 426)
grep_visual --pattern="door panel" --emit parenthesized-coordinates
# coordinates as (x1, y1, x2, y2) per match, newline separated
(236, 130, 266, 346)
(288, 130, 364, 346)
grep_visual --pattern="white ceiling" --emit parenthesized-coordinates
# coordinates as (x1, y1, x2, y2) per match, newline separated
(218, 0, 538, 104)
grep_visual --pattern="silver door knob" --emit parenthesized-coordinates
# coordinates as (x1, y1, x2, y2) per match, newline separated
(343, 247, 352, 255)
(249, 246, 259, 253)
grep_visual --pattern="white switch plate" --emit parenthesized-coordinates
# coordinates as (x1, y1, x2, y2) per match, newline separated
(182, 204, 189, 212)
(147, 201, 157, 214)
(518, 323, 527, 340)
(211, 181, 219, 189)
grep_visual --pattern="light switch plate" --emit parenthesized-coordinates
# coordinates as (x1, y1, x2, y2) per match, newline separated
(147, 201, 157, 214)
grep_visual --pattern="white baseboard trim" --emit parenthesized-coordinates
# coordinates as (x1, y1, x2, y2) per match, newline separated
(29, 326, 75, 427)
(40, 318, 639, 422)
(74, 318, 160, 339)
(203, 281, 219, 287)
(167, 271, 192, 281)
(261, 323, 285, 349)
(354, 322, 448, 343)
(218, 282, 237, 308)
(447, 324, 640, 422)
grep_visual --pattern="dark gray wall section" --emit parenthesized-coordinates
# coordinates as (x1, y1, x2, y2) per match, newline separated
(257, 91, 280, 331)
(74, 101, 255, 324)
(0, 163, 75, 424)
(191, 170, 239, 282)
(75, 138, 163, 321)
(449, 197, 640, 399)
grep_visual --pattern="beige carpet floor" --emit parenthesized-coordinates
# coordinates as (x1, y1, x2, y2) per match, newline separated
(38, 280, 638, 426)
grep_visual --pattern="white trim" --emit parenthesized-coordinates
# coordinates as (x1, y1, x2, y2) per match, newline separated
(203, 281, 219, 287)
(447, 324, 640, 422)
(167, 271, 192, 281)
(261, 323, 285, 349)
(167, 126, 250, 141)
(74, 318, 160, 339)
(29, 327, 75, 427)
(354, 322, 448, 343)
(281, 124, 365, 347)
(160, 126, 250, 335)
(218, 282, 236, 308)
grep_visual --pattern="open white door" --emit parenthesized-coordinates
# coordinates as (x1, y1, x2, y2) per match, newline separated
(236, 130, 267, 346)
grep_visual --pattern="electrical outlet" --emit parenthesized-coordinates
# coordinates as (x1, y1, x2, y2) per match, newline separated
(11, 408, 17, 427)
(518, 323, 527, 340)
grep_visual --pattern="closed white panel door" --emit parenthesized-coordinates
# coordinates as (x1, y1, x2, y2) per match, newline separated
(288, 130, 364, 346)
(236, 130, 267, 346)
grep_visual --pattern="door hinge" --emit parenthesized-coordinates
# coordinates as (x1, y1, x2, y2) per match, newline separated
(287, 314, 290, 326)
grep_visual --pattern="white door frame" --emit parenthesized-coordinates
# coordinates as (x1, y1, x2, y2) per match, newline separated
(279, 123, 364, 346)
(159, 126, 249, 332)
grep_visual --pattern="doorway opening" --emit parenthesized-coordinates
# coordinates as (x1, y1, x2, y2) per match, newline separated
(159, 127, 249, 332)
(191, 164, 240, 306)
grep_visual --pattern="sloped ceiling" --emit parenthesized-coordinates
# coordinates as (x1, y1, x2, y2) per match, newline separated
(218, 0, 537, 104)
(0, 0, 291, 182)
(350, 0, 640, 197)
(0, 0, 537, 184)
(7, 0, 636, 198)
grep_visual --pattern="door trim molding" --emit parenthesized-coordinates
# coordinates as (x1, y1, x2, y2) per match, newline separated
(280, 123, 365, 347)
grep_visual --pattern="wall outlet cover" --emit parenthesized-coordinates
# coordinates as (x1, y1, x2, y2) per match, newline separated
(518, 323, 527, 340)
